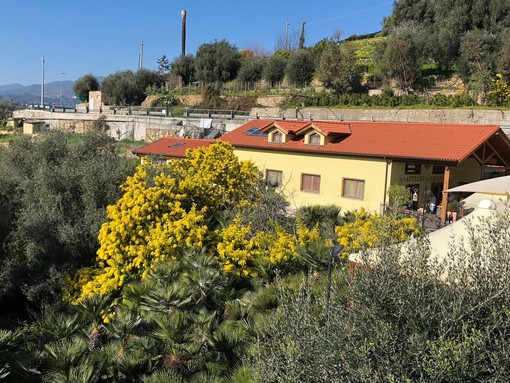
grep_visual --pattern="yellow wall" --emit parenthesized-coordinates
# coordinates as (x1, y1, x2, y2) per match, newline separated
(233, 148, 390, 213)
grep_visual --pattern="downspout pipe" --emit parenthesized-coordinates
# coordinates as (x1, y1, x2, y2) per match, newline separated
(383, 157, 390, 214)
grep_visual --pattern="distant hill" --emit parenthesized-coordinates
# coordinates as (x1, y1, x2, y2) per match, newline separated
(0, 80, 78, 106)
(0, 76, 107, 106)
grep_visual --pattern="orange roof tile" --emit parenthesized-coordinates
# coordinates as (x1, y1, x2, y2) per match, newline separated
(296, 121, 352, 136)
(221, 119, 504, 163)
(260, 120, 309, 134)
(132, 137, 214, 158)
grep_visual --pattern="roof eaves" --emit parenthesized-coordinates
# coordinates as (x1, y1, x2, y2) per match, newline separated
(231, 143, 459, 163)
(456, 126, 501, 164)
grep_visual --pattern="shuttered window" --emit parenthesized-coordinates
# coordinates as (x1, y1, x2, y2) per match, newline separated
(343, 178, 365, 199)
(301, 174, 320, 193)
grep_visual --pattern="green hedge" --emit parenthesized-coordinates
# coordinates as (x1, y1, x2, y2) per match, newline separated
(302, 92, 477, 108)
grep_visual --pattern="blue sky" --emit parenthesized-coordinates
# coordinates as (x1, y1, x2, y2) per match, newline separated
(0, 0, 393, 86)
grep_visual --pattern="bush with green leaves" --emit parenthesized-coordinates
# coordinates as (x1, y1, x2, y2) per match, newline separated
(262, 55, 287, 85)
(73, 73, 100, 102)
(285, 49, 315, 87)
(195, 40, 241, 83)
(0, 131, 135, 320)
(2, 248, 278, 382)
(101, 69, 164, 106)
(247, 208, 510, 382)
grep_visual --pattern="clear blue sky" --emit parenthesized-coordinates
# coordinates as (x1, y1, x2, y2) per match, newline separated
(0, 0, 393, 86)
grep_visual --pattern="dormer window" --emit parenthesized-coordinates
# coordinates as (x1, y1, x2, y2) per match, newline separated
(271, 131, 283, 143)
(309, 133, 321, 145)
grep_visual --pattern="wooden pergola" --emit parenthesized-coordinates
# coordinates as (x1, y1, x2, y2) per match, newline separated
(440, 131, 510, 222)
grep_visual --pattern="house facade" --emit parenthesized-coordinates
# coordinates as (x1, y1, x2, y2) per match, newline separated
(133, 119, 510, 221)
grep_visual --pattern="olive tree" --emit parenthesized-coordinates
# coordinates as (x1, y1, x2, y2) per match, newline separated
(101, 69, 164, 105)
(0, 131, 135, 318)
(248, 209, 510, 381)
(317, 43, 362, 94)
(195, 39, 241, 83)
(285, 49, 315, 87)
(73, 73, 100, 102)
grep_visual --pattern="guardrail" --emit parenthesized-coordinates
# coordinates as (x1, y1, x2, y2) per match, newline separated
(183, 108, 251, 120)
(24, 104, 252, 120)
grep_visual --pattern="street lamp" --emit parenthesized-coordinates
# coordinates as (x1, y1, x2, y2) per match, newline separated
(40, 57, 45, 108)
(60, 72, 66, 107)
(325, 244, 344, 339)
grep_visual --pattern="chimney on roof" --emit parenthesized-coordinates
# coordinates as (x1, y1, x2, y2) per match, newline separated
(181, 10, 187, 57)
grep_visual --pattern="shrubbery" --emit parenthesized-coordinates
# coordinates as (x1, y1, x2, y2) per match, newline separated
(301, 92, 477, 108)
(248, 209, 510, 382)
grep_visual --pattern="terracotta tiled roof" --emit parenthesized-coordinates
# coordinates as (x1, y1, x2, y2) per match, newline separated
(296, 121, 351, 136)
(221, 119, 504, 163)
(260, 120, 307, 134)
(132, 137, 214, 158)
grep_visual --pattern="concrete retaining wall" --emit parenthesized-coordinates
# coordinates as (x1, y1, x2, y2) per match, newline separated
(272, 107, 510, 126)
(14, 107, 510, 143)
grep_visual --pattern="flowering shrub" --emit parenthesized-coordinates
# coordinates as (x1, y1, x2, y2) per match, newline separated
(486, 73, 510, 107)
(216, 216, 332, 277)
(216, 216, 299, 277)
(68, 142, 261, 302)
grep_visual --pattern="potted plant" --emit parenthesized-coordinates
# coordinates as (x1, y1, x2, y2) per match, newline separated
(447, 200, 458, 222)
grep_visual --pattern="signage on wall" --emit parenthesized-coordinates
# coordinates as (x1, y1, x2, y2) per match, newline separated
(400, 175, 444, 183)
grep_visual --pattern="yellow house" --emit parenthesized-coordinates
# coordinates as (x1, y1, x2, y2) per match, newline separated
(133, 119, 510, 221)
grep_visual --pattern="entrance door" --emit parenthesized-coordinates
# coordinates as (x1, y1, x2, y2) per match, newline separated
(407, 184, 419, 210)
(431, 182, 443, 211)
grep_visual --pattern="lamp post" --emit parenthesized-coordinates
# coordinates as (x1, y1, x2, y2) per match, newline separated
(325, 244, 344, 339)
(60, 72, 66, 107)
(40, 57, 45, 108)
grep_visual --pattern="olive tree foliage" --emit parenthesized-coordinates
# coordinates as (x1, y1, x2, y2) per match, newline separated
(285, 49, 315, 87)
(262, 55, 287, 85)
(317, 42, 362, 94)
(0, 99, 16, 120)
(170, 54, 196, 85)
(376, 29, 421, 93)
(73, 73, 100, 102)
(194, 39, 241, 83)
(0, 131, 135, 316)
(387, 184, 411, 210)
(458, 29, 499, 97)
(101, 69, 164, 105)
(237, 58, 265, 82)
(497, 29, 510, 82)
(248, 210, 510, 382)
(382, 0, 510, 73)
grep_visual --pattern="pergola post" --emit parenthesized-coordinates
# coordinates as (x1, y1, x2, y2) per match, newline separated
(440, 166, 451, 223)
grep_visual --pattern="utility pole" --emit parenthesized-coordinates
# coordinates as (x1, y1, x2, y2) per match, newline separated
(60, 72, 66, 107)
(138, 40, 144, 70)
(40, 57, 45, 107)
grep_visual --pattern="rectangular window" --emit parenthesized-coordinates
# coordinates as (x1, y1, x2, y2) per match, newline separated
(405, 163, 421, 174)
(266, 170, 283, 187)
(432, 165, 444, 174)
(342, 178, 365, 199)
(272, 131, 283, 143)
(309, 133, 321, 145)
(301, 174, 321, 193)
